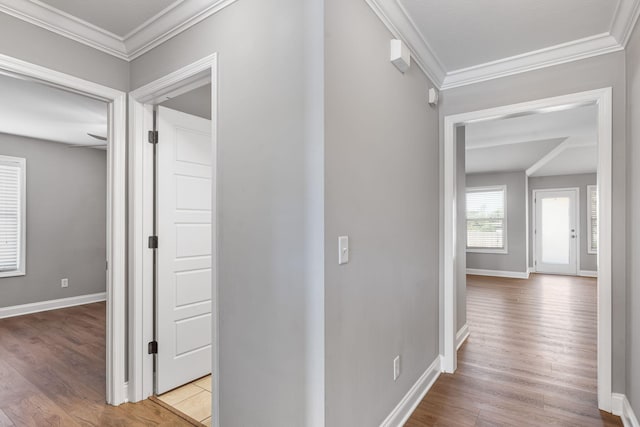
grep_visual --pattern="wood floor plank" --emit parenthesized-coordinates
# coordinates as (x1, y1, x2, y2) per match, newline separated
(405, 274, 622, 426)
(0, 302, 193, 426)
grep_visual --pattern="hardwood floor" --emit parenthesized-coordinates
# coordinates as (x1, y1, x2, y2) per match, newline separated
(406, 274, 622, 427)
(0, 302, 192, 426)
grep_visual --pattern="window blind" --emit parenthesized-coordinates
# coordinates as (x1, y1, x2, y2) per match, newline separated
(0, 162, 22, 272)
(466, 188, 506, 249)
(589, 186, 598, 253)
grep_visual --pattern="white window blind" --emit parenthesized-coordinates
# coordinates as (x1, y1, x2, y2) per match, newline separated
(466, 186, 506, 251)
(0, 156, 25, 276)
(588, 185, 597, 254)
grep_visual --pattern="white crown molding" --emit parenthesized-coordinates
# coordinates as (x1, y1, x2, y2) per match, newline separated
(441, 33, 623, 90)
(364, 0, 446, 87)
(0, 0, 239, 61)
(611, 0, 640, 47)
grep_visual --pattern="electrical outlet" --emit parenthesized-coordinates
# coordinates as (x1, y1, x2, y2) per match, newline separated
(393, 355, 400, 381)
(61, 278, 69, 288)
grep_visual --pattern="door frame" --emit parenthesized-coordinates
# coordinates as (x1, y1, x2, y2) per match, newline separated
(0, 54, 128, 405)
(532, 187, 580, 275)
(128, 54, 218, 424)
(442, 87, 613, 411)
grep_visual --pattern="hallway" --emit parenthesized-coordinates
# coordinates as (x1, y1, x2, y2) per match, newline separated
(406, 274, 622, 426)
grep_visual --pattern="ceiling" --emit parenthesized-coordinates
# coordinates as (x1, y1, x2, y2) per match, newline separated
(465, 105, 598, 177)
(0, 0, 237, 60)
(367, 0, 640, 88)
(0, 72, 108, 146)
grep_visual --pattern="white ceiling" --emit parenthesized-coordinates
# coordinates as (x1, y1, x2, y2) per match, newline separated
(465, 105, 598, 177)
(366, 0, 640, 88)
(0, 72, 107, 146)
(38, 0, 178, 38)
(0, 0, 237, 60)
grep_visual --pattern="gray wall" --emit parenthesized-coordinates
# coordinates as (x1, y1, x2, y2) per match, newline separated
(626, 19, 640, 418)
(0, 134, 106, 307)
(440, 51, 627, 393)
(456, 127, 466, 332)
(528, 173, 597, 272)
(160, 84, 212, 119)
(131, 0, 325, 425)
(324, 0, 439, 424)
(465, 171, 528, 274)
(0, 13, 128, 91)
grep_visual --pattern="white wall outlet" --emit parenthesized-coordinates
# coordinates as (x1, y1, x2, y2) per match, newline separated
(338, 235, 349, 265)
(61, 278, 69, 288)
(393, 355, 400, 381)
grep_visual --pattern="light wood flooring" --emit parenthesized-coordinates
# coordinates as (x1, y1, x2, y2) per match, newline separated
(406, 274, 622, 426)
(0, 302, 192, 426)
(155, 375, 212, 426)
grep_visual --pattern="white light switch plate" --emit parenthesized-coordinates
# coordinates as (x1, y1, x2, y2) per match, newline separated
(338, 236, 349, 265)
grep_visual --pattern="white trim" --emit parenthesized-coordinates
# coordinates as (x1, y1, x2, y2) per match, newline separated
(379, 356, 442, 427)
(587, 184, 598, 255)
(466, 268, 529, 279)
(0, 292, 106, 319)
(456, 324, 470, 350)
(441, 34, 623, 90)
(363, 0, 446, 87)
(443, 88, 613, 412)
(128, 54, 219, 427)
(611, 0, 640, 47)
(579, 270, 598, 278)
(0, 155, 26, 278)
(0, 0, 239, 61)
(612, 393, 640, 427)
(0, 53, 127, 406)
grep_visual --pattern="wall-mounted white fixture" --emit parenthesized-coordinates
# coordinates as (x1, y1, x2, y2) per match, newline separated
(428, 87, 439, 106)
(338, 236, 349, 265)
(390, 39, 411, 73)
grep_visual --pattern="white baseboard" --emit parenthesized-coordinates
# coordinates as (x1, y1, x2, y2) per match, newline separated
(579, 270, 598, 278)
(612, 393, 640, 427)
(466, 268, 530, 279)
(0, 292, 107, 319)
(380, 355, 442, 427)
(456, 324, 470, 350)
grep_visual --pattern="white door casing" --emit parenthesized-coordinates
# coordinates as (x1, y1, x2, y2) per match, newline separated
(156, 106, 213, 394)
(534, 189, 579, 275)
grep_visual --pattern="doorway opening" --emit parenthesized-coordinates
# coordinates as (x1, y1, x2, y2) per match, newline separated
(128, 54, 218, 426)
(0, 54, 127, 407)
(443, 88, 613, 412)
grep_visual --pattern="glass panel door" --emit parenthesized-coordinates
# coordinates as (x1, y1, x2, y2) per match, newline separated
(535, 189, 578, 275)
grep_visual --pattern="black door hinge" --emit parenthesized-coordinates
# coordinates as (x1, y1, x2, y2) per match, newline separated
(148, 235, 158, 249)
(148, 341, 158, 354)
(148, 130, 158, 144)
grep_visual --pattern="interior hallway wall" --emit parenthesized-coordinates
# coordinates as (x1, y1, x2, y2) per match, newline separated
(439, 51, 627, 393)
(130, 0, 325, 425)
(0, 133, 107, 308)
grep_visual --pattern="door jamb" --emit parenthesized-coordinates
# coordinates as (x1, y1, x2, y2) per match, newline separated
(532, 187, 580, 275)
(0, 54, 128, 405)
(442, 87, 613, 411)
(128, 53, 219, 425)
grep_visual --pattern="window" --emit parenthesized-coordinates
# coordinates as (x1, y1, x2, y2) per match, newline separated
(587, 185, 597, 255)
(0, 155, 26, 278)
(466, 186, 507, 253)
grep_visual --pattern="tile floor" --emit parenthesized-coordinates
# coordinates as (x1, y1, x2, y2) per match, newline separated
(158, 375, 212, 426)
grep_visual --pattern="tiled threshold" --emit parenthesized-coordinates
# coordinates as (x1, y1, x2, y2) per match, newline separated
(152, 375, 212, 426)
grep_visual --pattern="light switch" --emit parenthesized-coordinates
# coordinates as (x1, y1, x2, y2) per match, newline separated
(338, 236, 349, 265)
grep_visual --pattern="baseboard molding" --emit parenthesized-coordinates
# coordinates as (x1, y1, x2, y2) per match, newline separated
(466, 268, 530, 279)
(613, 394, 640, 427)
(0, 292, 107, 319)
(456, 324, 470, 350)
(579, 270, 598, 278)
(380, 356, 442, 427)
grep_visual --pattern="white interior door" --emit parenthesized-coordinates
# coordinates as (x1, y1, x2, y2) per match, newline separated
(534, 189, 578, 275)
(156, 106, 212, 394)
